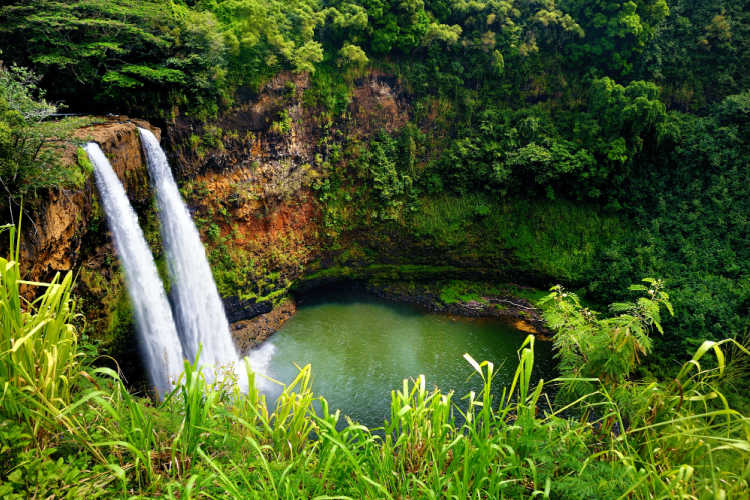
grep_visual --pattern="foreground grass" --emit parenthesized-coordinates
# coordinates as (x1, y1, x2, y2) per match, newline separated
(1, 224, 749, 499)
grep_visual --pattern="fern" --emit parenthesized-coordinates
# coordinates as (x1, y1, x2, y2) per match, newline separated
(543, 279, 673, 394)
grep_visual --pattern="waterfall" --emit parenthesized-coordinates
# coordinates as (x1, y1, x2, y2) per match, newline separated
(85, 143, 184, 397)
(138, 128, 273, 390)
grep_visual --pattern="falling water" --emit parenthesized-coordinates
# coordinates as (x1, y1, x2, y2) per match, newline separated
(85, 143, 184, 397)
(138, 128, 273, 390)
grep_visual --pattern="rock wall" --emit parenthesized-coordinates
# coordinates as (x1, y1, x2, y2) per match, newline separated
(20, 118, 160, 282)
(11, 118, 163, 366)
(14, 70, 536, 360)
(160, 71, 414, 316)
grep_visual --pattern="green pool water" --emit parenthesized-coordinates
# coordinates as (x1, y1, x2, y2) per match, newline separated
(260, 290, 555, 429)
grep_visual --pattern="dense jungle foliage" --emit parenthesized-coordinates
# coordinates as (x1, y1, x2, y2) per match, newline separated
(1, 0, 748, 366)
(1, 1, 750, 497)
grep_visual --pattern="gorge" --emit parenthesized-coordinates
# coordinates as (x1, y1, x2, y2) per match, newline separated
(2, 0, 748, 494)
(14, 74, 559, 392)
(84, 122, 545, 404)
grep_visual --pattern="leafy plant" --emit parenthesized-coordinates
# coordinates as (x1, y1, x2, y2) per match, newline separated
(0, 220, 83, 436)
(541, 278, 673, 393)
(0, 64, 90, 214)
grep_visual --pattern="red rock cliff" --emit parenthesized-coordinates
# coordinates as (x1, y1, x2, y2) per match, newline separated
(19, 118, 159, 282)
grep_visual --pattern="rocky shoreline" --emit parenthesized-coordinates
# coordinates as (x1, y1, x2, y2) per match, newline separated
(230, 298, 296, 353)
(229, 279, 552, 353)
(364, 281, 552, 338)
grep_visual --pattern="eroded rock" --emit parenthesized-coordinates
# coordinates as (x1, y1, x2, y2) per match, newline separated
(231, 298, 297, 353)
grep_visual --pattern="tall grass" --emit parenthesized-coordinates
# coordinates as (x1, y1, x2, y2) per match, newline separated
(0, 220, 83, 438)
(1, 224, 748, 498)
(611, 338, 750, 498)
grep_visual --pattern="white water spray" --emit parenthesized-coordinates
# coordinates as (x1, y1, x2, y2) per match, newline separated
(138, 128, 274, 390)
(85, 143, 184, 397)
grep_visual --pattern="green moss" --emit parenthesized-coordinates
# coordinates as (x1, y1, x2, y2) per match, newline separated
(72, 147, 94, 188)
(105, 290, 135, 350)
(438, 281, 484, 304)
(258, 288, 288, 304)
(187, 127, 226, 159)
(429, 280, 548, 307)
(500, 284, 549, 304)
(411, 195, 630, 283)
(208, 237, 296, 305)
(78, 267, 133, 353)
(298, 264, 453, 284)
(76, 147, 93, 174)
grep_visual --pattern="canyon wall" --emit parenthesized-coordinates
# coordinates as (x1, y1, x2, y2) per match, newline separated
(161, 71, 419, 344)
(20, 118, 159, 281)
(17, 71, 535, 359)
(13, 70, 415, 353)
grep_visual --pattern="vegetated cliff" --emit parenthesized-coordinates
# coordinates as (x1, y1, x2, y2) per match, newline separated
(163, 71, 420, 339)
(160, 70, 563, 345)
(170, 71, 460, 285)
(19, 71, 567, 361)
(20, 119, 159, 281)
(17, 118, 161, 359)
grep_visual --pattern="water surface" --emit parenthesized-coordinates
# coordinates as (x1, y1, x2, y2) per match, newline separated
(261, 291, 555, 428)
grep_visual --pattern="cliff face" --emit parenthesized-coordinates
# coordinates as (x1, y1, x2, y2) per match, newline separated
(18, 72, 433, 353)
(16, 70, 535, 359)
(161, 71, 414, 334)
(167, 72, 409, 178)
(21, 118, 159, 281)
(14, 118, 162, 366)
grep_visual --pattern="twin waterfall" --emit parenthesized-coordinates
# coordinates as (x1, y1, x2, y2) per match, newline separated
(86, 129, 272, 397)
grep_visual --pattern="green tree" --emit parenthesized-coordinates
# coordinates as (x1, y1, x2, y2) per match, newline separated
(0, 65, 82, 221)
(338, 43, 369, 69)
(640, 0, 750, 109)
(357, 131, 416, 221)
(561, 0, 669, 75)
(198, 0, 325, 85)
(573, 77, 667, 197)
(0, 1, 226, 117)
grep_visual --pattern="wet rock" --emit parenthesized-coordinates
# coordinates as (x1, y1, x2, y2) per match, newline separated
(19, 117, 159, 282)
(231, 298, 296, 353)
(223, 296, 273, 323)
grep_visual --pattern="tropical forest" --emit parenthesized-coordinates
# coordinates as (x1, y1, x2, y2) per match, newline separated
(1, 0, 749, 498)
